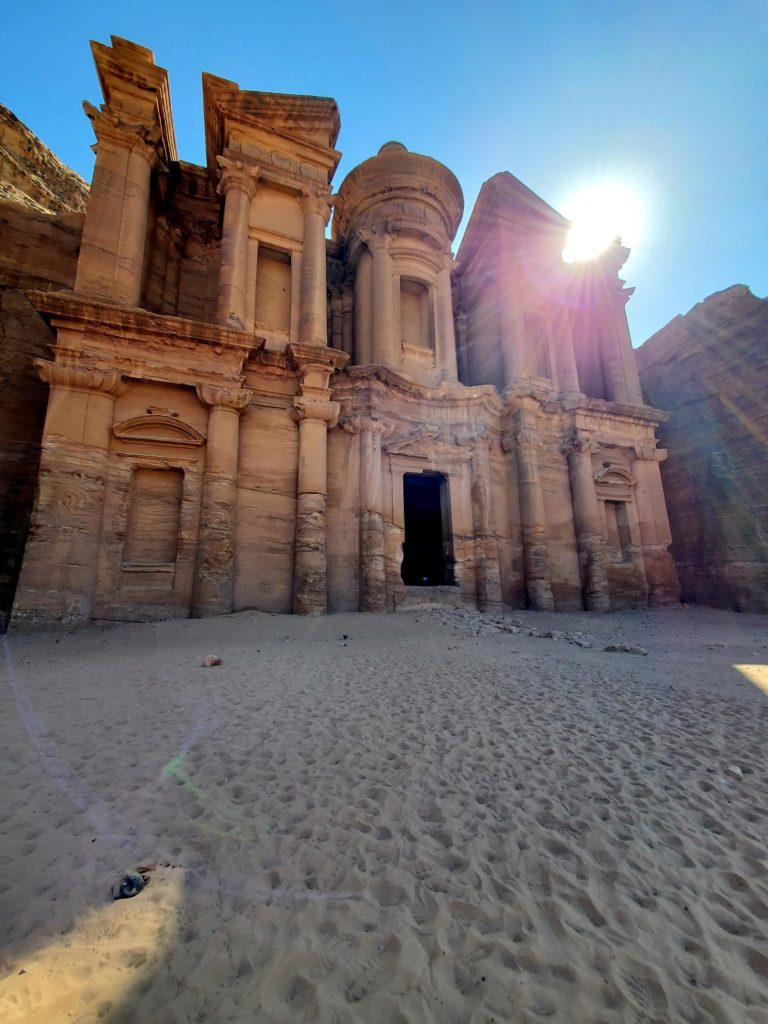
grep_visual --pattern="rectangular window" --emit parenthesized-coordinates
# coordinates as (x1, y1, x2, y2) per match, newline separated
(254, 245, 291, 333)
(604, 500, 632, 562)
(523, 312, 551, 379)
(400, 279, 433, 350)
(123, 468, 183, 565)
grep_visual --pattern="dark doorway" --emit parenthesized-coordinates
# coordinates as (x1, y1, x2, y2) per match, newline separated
(401, 471, 455, 586)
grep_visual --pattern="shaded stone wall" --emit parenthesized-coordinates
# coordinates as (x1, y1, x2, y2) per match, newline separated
(0, 111, 86, 628)
(636, 286, 768, 612)
(0, 206, 83, 628)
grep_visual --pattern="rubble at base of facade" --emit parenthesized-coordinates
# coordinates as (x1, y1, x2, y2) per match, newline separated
(2, 35, 681, 629)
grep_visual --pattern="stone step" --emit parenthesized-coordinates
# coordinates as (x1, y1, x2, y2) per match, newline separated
(395, 585, 463, 611)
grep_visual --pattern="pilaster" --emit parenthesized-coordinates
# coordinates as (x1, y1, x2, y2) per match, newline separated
(75, 104, 162, 305)
(12, 360, 126, 628)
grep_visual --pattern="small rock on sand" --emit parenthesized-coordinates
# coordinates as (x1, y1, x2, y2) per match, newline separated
(201, 655, 222, 668)
(604, 644, 648, 656)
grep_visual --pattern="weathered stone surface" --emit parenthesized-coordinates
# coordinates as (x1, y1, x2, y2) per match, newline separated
(4, 35, 680, 627)
(637, 286, 768, 613)
(0, 105, 88, 215)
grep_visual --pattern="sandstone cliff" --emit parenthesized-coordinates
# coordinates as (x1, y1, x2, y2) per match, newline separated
(637, 286, 768, 612)
(0, 104, 88, 215)
(0, 107, 86, 628)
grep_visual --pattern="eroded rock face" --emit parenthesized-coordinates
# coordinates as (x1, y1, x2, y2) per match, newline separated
(0, 111, 85, 629)
(0, 105, 89, 215)
(637, 286, 768, 612)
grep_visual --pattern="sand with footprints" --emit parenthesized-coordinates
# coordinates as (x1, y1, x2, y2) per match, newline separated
(1, 605, 767, 1023)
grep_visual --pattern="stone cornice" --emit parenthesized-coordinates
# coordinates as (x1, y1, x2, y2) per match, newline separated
(340, 364, 501, 414)
(560, 394, 670, 426)
(90, 36, 178, 165)
(28, 291, 262, 357)
(27, 291, 263, 390)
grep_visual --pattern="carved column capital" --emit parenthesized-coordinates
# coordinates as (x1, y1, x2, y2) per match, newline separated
(301, 188, 334, 223)
(340, 415, 395, 437)
(294, 397, 341, 428)
(288, 344, 349, 389)
(561, 429, 601, 458)
(196, 383, 252, 413)
(35, 358, 127, 397)
(216, 156, 260, 199)
(84, 101, 163, 168)
(358, 227, 391, 254)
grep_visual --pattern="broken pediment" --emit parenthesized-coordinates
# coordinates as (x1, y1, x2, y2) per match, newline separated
(112, 415, 205, 447)
(203, 73, 341, 183)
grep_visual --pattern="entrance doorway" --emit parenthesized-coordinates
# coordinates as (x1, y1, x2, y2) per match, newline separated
(401, 471, 455, 586)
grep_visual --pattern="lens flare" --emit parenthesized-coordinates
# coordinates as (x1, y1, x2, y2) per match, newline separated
(561, 181, 645, 263)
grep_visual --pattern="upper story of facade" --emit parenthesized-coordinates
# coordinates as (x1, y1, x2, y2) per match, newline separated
(67, 34, 645, 406)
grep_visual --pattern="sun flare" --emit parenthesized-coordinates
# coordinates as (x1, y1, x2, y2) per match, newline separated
(561, 181, 646, 263)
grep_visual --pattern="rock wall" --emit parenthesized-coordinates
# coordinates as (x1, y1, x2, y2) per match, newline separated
(0, 109, 86, 628)
(636, 286, 768, 612)
(0, 104, 89, 215)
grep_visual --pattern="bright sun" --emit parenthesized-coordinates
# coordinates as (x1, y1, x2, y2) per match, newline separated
(561, 181, 646, 263)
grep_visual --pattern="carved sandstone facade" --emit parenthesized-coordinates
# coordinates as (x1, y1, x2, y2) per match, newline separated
(9, 36, 679, 627)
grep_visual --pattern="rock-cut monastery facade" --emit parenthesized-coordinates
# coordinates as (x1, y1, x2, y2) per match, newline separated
(8, 36, 681, 627)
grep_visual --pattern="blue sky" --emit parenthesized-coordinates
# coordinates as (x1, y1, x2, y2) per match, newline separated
(3, 0, 766, 344)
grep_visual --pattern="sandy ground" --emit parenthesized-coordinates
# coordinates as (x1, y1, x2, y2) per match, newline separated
(0, 604, 767, 1024)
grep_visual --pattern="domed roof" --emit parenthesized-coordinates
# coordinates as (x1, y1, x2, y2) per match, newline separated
(333, 142, 464, 245)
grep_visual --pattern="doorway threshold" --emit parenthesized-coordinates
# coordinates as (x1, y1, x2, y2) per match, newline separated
(395, 585, 463, 611)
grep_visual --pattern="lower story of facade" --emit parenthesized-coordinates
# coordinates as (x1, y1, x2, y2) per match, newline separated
(10, 298, 680, 629)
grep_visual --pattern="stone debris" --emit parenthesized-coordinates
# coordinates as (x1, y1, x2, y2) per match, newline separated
(201, 655, 222, 668)
(604, 643, 648, 656)
(410, 607, 597, 648)
(724, 764, 743, 779)
(112, 871, 149, 900)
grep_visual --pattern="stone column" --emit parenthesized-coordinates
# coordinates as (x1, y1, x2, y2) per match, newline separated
(632, 447, 681, 606)
(597, 246, 644, 406)
(341, 279, 355, 358)
(12, 361, 126, 628)
(367, 231, 398, 369)
(216, 157, 259, 329)
(289, 345, 349, 614)
(499, 254, 523, 387)
(193, 384, 252, 617)
(553, 306, 581, 396)
(354, 249, 373, 364)
(511, 400, 555, 610)
(345, 416, 392, 611)
(563, 430, 611, 611)
(470, 440, 504, 611)
(75, 105, 160, 305)
(436, 258, 459, 382)
(455, 308, 470, 384)
(299, 190, 333, 346)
